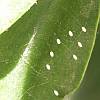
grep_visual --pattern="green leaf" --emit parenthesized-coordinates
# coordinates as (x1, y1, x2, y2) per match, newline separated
(0, 0, 100, 100)
(0, 0, 37, 34)
(69, 23, 100, 100)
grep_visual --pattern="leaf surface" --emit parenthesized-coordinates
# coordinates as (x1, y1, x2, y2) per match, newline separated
(69, 23, 100, 100)
(0, 0, 100, 100)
